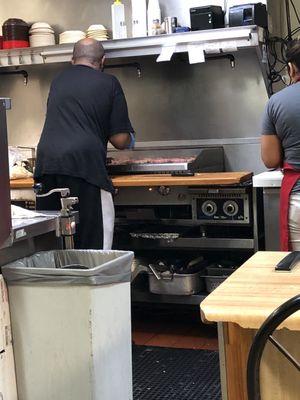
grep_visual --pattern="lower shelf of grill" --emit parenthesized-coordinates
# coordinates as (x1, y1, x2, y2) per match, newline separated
(116, 237, 255, 250)
(132, 290, 207, 305)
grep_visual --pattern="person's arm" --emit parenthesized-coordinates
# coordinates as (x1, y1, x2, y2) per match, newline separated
(108, 77, 135, 150)
(261, 134, 283, 169)
(260, 100, 283, 169)
(109, 133, 132, 150)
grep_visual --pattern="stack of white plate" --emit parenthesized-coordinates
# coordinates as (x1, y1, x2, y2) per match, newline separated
(29, 22, 55, 47)
(86, 25, 109, 41)
(59, 30, 86, 44)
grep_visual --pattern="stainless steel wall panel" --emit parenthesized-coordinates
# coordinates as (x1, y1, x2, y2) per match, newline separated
(0, 1, 268, 174)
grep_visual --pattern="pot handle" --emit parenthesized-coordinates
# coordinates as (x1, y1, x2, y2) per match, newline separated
(148, 264, 162, 280)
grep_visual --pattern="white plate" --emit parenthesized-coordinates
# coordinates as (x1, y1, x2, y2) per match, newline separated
(30, 36, 56, 47)
(86, 29, 107, 32)
(86, 34, 108, 38)
(30, 32, 55, 37)
(31, 22, 53, 29)
(87, 24, 106, 31)
(59, 36, 85, 41)
(86, 33, 108, 36)
(86, 33, 108, 37)
(59, 38, 85, 44)
(60, 30, 85, 36)
(30, 28, 55, 34)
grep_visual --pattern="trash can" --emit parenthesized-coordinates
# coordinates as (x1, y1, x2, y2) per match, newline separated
(2, 250, 134, 400)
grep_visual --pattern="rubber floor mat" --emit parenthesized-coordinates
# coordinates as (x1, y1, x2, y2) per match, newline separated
(133, 345, 221, 400)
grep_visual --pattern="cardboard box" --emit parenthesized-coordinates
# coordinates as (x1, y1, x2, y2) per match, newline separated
(0, 276, 17, 400)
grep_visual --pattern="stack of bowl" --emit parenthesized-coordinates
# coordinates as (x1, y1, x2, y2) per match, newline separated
(59, 30, 86, 44)
(86, 25, 109, 41)
(29, 22, 55, 47)
(2, 19, 29, 49)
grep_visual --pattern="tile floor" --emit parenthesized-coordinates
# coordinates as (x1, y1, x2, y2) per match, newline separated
(132, 305, 218, 351)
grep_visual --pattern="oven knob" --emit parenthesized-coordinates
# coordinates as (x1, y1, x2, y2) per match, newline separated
(223, 201, 238, 217)
(158, 186, 171, 196)
(202, 201, 217, 217)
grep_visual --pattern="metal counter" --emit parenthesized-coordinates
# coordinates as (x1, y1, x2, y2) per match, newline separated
(253, 171, 282, 251)
(0, 213, 63, 266)
(11, 213, 60, 245)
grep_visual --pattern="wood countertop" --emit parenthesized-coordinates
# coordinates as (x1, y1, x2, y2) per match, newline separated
(201, 251, 300, 331)
(10, 172, 252, 189)
(111, 172, 252, 187)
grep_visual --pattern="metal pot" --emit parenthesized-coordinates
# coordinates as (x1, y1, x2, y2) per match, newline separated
(148, 263, 205, 295)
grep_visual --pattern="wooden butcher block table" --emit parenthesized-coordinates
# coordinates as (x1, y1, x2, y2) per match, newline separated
(111, 172, 252, 187)
(10, 172, 252, 190)
(201, 251, 300, 400)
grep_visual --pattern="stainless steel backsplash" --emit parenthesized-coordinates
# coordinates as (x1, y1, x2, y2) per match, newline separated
(0, 0, 269, 173)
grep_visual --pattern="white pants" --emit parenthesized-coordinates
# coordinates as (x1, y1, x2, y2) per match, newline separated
(288, 193, 300, 250)
(101, 189, 115, 250)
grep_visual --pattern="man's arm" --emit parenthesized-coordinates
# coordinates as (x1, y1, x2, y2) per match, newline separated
(108, 77, 135, 150)
(109, 133, 131, 150)
(261, 134, 283, 169)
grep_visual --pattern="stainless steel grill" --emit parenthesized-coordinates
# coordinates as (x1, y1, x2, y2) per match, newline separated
(107, 146, 224, 175)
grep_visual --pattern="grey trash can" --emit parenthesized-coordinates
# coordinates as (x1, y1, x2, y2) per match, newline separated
(2, 250, 134, 400)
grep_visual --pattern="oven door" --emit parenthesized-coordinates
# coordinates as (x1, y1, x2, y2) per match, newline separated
(0, 99, 12, 249)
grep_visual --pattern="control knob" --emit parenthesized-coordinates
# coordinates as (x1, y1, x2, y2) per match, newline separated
(223, 201, 238, 217)
(201, 200, 217, 217)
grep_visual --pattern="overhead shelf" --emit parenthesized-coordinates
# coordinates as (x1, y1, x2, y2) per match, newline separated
(0, 25, 259, 68)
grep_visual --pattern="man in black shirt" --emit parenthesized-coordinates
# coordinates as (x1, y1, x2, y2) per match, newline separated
(35, 38, 134, 249)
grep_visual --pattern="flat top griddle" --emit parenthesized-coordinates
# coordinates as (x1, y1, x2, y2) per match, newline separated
(107, 147, 224, 175)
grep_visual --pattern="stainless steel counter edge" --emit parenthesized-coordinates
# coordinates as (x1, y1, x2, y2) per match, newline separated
(9, 211, 79, 247)
(11, 215, 60, 245)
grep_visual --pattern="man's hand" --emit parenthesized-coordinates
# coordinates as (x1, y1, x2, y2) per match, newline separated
(109, 133, 135, 150)
(261, 134, 283, 169)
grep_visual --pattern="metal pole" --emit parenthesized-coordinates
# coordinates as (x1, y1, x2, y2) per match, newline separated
(286, 0, 292, 41)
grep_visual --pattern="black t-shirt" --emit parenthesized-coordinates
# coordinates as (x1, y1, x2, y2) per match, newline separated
(34, 64, 133, 192)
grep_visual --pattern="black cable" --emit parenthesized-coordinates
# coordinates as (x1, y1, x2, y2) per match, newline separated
(264, 1, 300, 94)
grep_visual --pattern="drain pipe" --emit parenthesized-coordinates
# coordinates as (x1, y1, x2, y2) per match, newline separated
(0, 70, 28, 85)
(103, 62, 142, 78)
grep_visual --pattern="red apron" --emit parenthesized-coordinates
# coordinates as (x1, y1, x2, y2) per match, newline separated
(278, 77, 300, 251)
(280, 163, 300, 250)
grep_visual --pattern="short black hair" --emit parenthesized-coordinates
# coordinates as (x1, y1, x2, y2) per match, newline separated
(286, 40, 300, 70)
(73, 38, 105, 65)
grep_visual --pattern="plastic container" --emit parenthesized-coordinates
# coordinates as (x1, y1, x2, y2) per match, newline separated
(2, 250, 134, 400)
(2, 18, 29, 49)
(131, 0, 147, 37)
(111, 0, 127, 39)
(147, 0, 161, 35)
